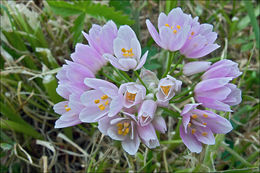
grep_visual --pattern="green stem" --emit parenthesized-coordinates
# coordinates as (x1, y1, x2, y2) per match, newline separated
(134, 71, 149, 92)
(102, 70, 122, 85)
(162, 52, 174, 78)
(113, 67, 133, 82)
(169, 55, 184, 75)
(171, 94, 194, 103)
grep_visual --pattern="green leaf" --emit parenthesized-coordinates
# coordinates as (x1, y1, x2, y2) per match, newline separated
(43, 74, 63, 104)
(47, 1, 85, 17)
(1, 119, 43, 139)
(72, 13, 86, 46)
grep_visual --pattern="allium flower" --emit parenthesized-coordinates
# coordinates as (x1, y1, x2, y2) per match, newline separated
(54, 94, 84, 128)
(79, 78, 123, 122)
(194, 78, 242, 112)
(201, 59, 242, 80)
(156, 75, 182, 106)
(56, 61, 94, 99)
(98, 113, 140, 155)
(137, 100, 160, 148)
(146, 7, 192, 51)
(119, 82, 146, 108)
(103, 25, 148, 71)
(180, 103, 233, 153)
(183, 61, 211, 76)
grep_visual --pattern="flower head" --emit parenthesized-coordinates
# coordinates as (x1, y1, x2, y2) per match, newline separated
(119, 82, 146, 108)
(194, 78, 242, 112)
(98, 113, 140, 155)
(79, 78, 123, 123)
(137, 100, 157, 126)
(156, 75, 182, 106)
(201, 59, 242, 80)
(180, 104, 233, 153)
(104, 25, 148, 71)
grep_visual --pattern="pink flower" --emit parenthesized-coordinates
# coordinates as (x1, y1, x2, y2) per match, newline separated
(146, 7, 192, 51)
(180, 103, 233, 153)
(79, 78, 123, 123)
(194, 78, 242, 112)
(156, 75, 182, 106)
(137, 100, 157, 126)
(119, 82, 146, 108)
(183, 61, 211, 76)
(56, 61, 94, 99)
(180, 20, 220, 58)
(54, 94, 84, 128)
(98, 113, 140, 155)
(103, 25, 148, 71)
(201, 59, 242, 80)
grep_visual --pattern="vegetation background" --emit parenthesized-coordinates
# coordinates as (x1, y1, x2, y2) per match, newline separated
(0, 0, 259, 172)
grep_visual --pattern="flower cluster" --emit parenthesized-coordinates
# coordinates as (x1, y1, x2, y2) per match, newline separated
(54, 7, 242, 155)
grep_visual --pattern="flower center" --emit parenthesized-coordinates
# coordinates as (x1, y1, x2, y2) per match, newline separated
(126, 91, 136, 102)
(94, 94, 110, 111)
(117, 122, 130, 136)
(188, 114, 209, 136)
(165, 24, 181, 34)
(160, 85, 171, 96)
(64, 105, 71, 112)
(121, 48, 134, 58)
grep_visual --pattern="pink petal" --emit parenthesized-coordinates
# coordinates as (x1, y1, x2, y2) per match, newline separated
(193, 126, 215, 145)
(118, 58, 137, 71)
(183, 61, 211, 76)
(180, 125, 202, 153)
(103, 53, 126, 71)
(135, 51, 148, 70)
(152, 116, 167, 133)
(146, 19, 161, 47)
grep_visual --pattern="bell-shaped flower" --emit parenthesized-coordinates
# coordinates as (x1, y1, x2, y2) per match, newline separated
(98, 113, 140, 155)
(56, 61, 94, 99)
(146, 7, 192, 51)
(180, 21, 220, 58)
(103, 25, 148, 71)
(201, 59, 242, 80)
(119, 82, 146, 108)
(183, 61, 211, 76)
(79, 78, 123, 123)
(54, 93, 84, 128)
(194, 78, 242, 112)
(156, 75, 182, 106)
(136, 100, 160, 148)
(180, 103, 233, 153)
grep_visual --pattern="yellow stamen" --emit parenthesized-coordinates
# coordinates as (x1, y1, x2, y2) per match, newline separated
(189, 36, 192, 40)
(202, 132, 208, 136)
(160, 85, 171, 96)
(191, 31, 195, 35)
(203, 114, 208, 118)
(191, 114, 198, 119)
(105, 100, 109, 105)
(126, 92, 136, 101)
(122, 48, 134, 57)
(188, 123, 191, 127)
(121, 48, 127, 53)
(203, 122, 207, 125)
(117, 123, 123, 129)
(94, 99, 100, 104)
(123, 127, 130, 136)
(101, 95, 108, 100)
(165, 24, 169, 27)
(192, 129, 196, 134)
(118, 129, 123, 135)
(98, 104, 105, 111)
(173, 29, 177, 34)
(65, 107, 71, 112)
(177, 25, 181, 29)
(124, 122, 130, 128)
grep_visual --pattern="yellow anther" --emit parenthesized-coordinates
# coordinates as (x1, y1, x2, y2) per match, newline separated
(98, 104, 105, 111)
(101, 95, 108, 100)
(160, 85, 171, 96)
(64, 105, 68, 107)
(123, 127, 130, 136)
(124, 122, 130, 128)
(177, 25, 181, 29)
(202, 132, 208, 136)
(65, 107, 71, 112)
(126, 92, 136, 101)
(173, 29, 177, 34)
(121, 48, 127, 53)
(203, 122, 207, 125)
(105, 100, 109, 105)
(191, 129, 196, 134)
(188, 123, 191, 127)
(189, 36, 192, 40)
(165, 24, 170, 27)
(117, 123, 123, 129)
(94, 99, 100, 104)
(118, 129, 123, 135)
(203, 114, 208, 118)
(191, 31, 195, 35)
(191, 114, 198, 119)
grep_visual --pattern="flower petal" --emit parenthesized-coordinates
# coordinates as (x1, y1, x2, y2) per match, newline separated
(180, 125, 202, 153)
